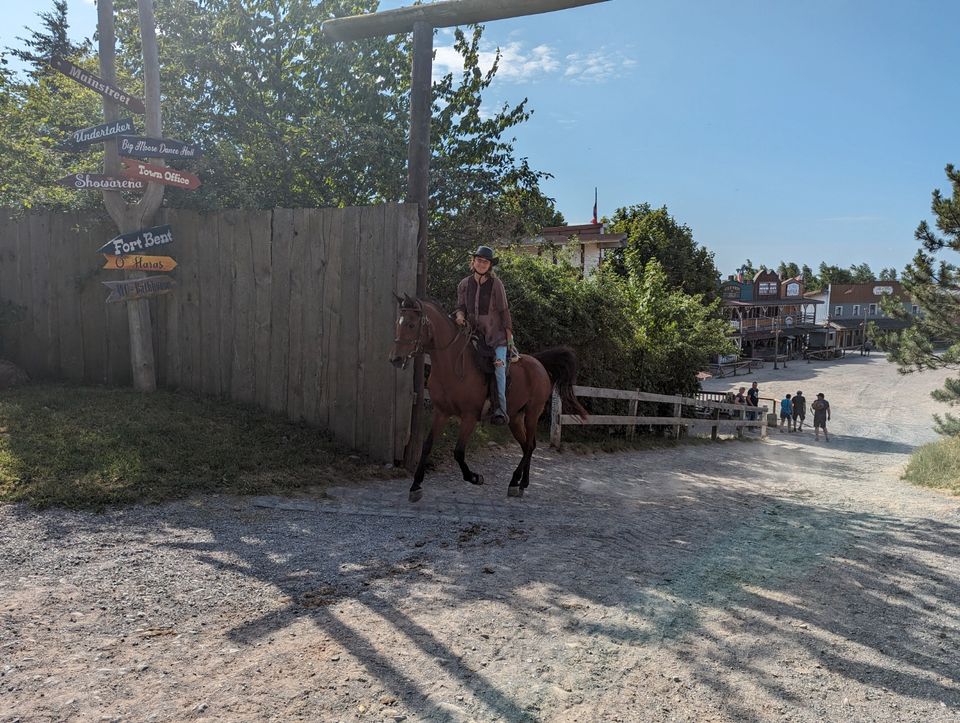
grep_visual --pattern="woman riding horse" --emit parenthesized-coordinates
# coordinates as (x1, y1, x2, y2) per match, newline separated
(390, 286, 587, 502)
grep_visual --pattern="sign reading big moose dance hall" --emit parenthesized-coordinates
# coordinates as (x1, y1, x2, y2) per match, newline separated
(48, 57, 146, 114)
(118, 136, 201, 160)
(97, 224, 174, 256)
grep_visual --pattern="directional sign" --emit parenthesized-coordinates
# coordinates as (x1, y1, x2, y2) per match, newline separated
(56, 118, 135, 151)
(103, 276, 177, 303)
(48, 57, 145, 114)
(97, 225, 174, 256)
(56, 174, 146, 191)
(117, 136, 201, 160)
(102, 254, 177, 272)
(120, 158, 201, 191)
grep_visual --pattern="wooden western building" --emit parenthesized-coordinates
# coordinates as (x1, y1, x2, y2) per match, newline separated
(515, 222, 627, 275)
(718, 269, 822, 359)
(813, 281, 917, 350)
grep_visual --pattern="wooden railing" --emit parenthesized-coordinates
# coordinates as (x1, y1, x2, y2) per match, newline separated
(549, 385, 768, 449)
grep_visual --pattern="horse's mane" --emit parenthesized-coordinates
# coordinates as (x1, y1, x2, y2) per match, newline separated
(401, 295, 455, 322)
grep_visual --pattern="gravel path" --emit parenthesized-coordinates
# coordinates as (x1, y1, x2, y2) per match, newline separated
(3, 356, 960, 722)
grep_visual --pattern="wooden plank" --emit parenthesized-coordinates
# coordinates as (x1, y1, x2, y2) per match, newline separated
(285, 209, 307, 421)
(0, 212, 18, 361)
(392, 203, 419, 462)
(550, 386, 562, 448)
(158, 209, 180, 389)
(27, 213, 52, 377)
(322, 0, 611, 41)
(299, 208, 324, 424)
(360, 204, 391, 459)
(228, 209, 256, 403)
(334, 206, 361, 447)
(79, 216, 110, 384)
(197, 211, 221, 396)
(560, 415, 691, 426)
(56, 212, 85, 381)
(217, 211, 234, 398)
(267, 208, 294, 415)
(317, 207, 342, 430)
(252, 210, 274, 410)
(175, 209, 202, 393)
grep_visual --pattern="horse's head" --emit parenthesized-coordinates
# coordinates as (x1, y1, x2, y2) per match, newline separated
(389, 293, 432, 369)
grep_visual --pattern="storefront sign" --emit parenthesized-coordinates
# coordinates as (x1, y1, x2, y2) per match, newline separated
(57, 118, 135, 151)
(48, 57, 146, 114)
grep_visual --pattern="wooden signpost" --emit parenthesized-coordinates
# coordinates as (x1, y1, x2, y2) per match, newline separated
(102, 254, 177, 272)
(56, 173, 146, 191)
(117, 136, 201, 160)
(97, 224, 174, 256)
(102, 275, 177, 303)
(48, 57, 146, 114)
(56, 117, 135, 151)
(120, 158, 201, 190)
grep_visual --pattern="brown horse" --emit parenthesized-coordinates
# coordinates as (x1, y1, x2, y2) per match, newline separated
(389, 295, 587, 502)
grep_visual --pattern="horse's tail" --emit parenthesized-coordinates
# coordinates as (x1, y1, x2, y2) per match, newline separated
(532, 346, 589, 420)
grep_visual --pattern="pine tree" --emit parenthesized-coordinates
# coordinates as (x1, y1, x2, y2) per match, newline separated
(879, 164, 960, 435)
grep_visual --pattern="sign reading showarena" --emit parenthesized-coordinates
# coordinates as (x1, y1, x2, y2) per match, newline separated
(97, 224, 174, 256)
(102, 254, 178, 272)
(118, 136, 201, 160)
(102, 276, 177, 303)
(48, 57, 146, 114)
(56, 173, 147, 191)
(57, 118, 135, 151)
(120, 158, 201, 190)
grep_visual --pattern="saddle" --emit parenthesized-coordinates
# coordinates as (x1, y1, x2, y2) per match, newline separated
(470, 333, 511, 413)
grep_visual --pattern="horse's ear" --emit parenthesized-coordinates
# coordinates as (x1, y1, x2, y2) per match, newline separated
(393, 292, 403, 305)
(403, 292, 416, 307)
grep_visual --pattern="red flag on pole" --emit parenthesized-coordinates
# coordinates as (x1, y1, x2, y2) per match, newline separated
(592, 187, 598, 224)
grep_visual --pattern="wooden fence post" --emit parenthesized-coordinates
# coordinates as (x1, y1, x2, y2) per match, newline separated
(761, 405, 769, 438)
(550, 386, 562, 449)
(737, 406, 745, 440)
(673, 395, 682, 439)
(627, 389, 638, 440)
(711, 406, 720, 441)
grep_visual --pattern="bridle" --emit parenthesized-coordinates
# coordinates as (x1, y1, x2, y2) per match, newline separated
(395, 302, 471, 374)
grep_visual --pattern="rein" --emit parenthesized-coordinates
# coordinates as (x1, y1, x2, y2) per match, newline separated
(396, 303, 472, 378)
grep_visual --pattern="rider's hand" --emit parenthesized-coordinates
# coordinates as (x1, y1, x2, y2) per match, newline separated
(455, 315, 466, 327)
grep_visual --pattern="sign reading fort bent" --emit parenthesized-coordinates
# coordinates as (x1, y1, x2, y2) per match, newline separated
(102, 275, 177, 303)
(56, 174, 147, 191)
(48, 57, 146, 114)
(120, 158, 201, 190)
(97, 225, 175, 256)
(118, 136, 201, 160)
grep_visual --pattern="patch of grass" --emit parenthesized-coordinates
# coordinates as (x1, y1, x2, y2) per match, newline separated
(902, 435, 960, 494)
(0, 384, 399, 509)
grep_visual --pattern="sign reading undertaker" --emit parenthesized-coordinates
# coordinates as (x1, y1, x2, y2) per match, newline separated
(97, 224, 174, 256)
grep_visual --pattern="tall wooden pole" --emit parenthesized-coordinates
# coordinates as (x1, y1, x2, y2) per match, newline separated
(403, 21, 434, 470)
(98, 0, 164, 392)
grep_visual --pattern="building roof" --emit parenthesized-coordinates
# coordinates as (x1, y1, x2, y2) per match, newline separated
(829, 281, 908, 304)
(520, 222, 628, 247)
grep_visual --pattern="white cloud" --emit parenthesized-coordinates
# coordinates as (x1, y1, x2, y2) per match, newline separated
(564, 49, 637, 84)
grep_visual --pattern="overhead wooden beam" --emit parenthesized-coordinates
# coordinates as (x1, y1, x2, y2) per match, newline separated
(322, 0, 611, 41)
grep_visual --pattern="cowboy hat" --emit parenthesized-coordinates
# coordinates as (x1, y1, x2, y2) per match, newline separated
(469, 245, 498, 266)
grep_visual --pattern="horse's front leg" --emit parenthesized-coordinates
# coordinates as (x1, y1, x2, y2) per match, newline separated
(410, 410, 449, 503)
(454, 413, 483, 486)
(507, 414, 528, 497)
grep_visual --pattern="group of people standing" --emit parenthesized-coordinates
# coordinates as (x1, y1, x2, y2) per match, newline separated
(733, 382, 833, 441)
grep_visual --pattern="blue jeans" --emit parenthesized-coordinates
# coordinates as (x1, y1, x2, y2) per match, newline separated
(494, 345, 507, 414)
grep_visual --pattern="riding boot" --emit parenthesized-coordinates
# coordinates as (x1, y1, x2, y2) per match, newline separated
(492, 346, 508, 425)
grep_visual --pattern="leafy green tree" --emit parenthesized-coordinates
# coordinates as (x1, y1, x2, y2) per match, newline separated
(878, 164, 960, 435)
(801, 263, 818, 290)
(777, 261, 800, 279)
(849, 262, 875, 283)
(817, 262, 854, 288)
(879, 267, 898, 280)
(604, 203, 719, 295)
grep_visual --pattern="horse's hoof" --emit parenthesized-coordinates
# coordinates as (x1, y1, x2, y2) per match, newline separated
(470, 473, 484, 486)
(507, 486, 523, 498)
(409, 489, 423, 503)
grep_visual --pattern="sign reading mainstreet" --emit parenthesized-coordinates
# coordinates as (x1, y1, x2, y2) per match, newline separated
(117, 136, 201, 160)
(120, 158, 201, 190)
(97, 224, 174, 256)
(48, 57, 146, 114)
(56, 174, 147, 191)
(57, 118, 135, 151)
(103, 276, 177, 303)
(102, 254, 178, 272)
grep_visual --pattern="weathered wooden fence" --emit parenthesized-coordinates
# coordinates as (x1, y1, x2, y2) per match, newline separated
(549, 385, 769, 449)
(0, 205, 417, 462)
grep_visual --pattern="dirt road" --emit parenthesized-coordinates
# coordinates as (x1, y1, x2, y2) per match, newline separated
(2, 356, 959, 722)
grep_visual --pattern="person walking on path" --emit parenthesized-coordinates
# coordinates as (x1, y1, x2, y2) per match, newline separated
(812, 393, 831, 441)
(455, 245, 518, 425)
(747, 381, 759, 420)
(780, 393, 794, 433)
(792, 390, 807, 432)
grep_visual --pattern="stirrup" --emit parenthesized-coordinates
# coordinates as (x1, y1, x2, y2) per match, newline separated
(491, 410, 508, 425)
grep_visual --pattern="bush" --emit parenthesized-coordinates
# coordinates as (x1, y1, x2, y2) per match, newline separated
(902, 436, 960, 494)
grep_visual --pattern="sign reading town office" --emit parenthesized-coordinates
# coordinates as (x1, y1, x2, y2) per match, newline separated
(118, 136, 201, 160)
(48, 57, 146, 114)
(57, 118, 135, 151)
(121, 158, 201, 190)
(98, 224, 174, 256)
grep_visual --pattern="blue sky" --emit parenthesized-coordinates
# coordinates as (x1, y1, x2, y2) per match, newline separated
(5, 0, 959, 276)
